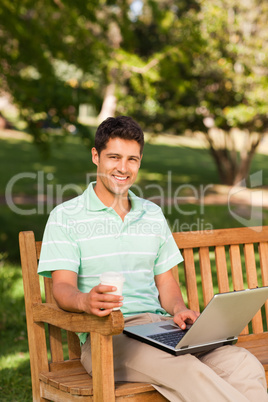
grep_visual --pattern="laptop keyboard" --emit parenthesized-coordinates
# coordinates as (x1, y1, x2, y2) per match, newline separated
(147, 330, 188, 348)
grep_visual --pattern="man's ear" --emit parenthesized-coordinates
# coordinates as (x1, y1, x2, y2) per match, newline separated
(91, 147, 99, 167)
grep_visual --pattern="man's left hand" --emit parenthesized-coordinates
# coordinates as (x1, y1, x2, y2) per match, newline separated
(173, 308, 200, 330)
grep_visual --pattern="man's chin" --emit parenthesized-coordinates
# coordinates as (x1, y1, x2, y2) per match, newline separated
(113, 186, 129, 196)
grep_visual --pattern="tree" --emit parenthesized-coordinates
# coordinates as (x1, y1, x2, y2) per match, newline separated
(1, 0, 268, 185)
(195, 0, 268, 184)
(116, 0, 268, 185)
(0, 0, 118, 150)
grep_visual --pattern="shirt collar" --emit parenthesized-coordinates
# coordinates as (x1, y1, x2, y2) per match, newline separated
(84, 182, 144, 212)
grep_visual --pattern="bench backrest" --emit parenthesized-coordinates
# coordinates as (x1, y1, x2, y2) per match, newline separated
(19, 230, 81, 381)
(173, 226, 268, 336)
(35, 241, 82, 364)
(21, 225, 268, 376)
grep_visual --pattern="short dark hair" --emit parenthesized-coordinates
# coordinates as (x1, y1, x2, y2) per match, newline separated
(94, 116, 144, 155)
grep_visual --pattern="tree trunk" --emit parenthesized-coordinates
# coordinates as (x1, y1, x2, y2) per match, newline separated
(204, 130, 262, 186)
(97, 83, 117, 123)
(232, 133, 261, 184)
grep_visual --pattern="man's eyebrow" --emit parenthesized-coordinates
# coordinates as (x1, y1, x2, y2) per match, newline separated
(106, 152, 140, 159)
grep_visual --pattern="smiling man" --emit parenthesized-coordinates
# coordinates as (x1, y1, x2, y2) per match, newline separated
(38, 116, 268, 401)
(91, 136, 142, 219)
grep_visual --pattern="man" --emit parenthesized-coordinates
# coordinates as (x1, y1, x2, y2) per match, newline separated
(38, 116, 267, 401)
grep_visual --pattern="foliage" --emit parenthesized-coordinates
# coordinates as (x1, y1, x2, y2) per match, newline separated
(1, 1, 268, 182)
(116, 0, 268, 184)
(0, 0, 108, 150)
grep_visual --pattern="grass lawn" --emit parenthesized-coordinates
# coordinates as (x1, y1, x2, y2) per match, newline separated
(1, 131, 268, 400)
(0, 264, 32, 401)
(1, 132, 268, 263)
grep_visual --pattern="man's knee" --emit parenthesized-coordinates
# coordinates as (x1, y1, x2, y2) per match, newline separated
(200, 345, 265, 379)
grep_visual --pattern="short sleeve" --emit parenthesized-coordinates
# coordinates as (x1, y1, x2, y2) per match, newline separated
(154, 218, 183, 275)
(38, 210, 80, 278)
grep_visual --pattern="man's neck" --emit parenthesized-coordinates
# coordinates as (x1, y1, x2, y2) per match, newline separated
(93, 184, 131, 221)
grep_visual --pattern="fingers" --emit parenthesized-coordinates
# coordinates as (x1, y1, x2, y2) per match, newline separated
(97, 284, 118, 293)
(174, 315, 189, 330)
(93, 298, 123, 311)
(173, 309, 200, 329)
(86, 284, 124, 316)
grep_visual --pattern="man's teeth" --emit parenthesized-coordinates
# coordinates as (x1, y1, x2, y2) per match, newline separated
(114, 176, 127, 181)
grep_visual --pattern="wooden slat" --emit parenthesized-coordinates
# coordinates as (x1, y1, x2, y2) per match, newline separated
(244, 244, 263, 334)
(67, 331, 81, 360)
(40, 381, 93, 401)
(115, 382, 157, 397)
(33, 303, 124, 335)
(171, 265, 179, 285)
(40, 365, 86, 384)
(229, 245, 244, 291)
(36, 240, 42, 259)
(115, 390, 168, 401)
(182, 248, 200, 312)
(41, 364, 159, 397)
(229, 244, 248, 334)
(90, 333, 116, 402)
(199, 247, 214, 307)
(19, 231, 50, 402)
(215, 246, 229, 293)
(44, 277, 64, 363)
(244, 244, 259, 288)
(49, 359, 82, 372)
(259, 242, 268, 328)
(58, 374, 92, 395)
(173, 226, 268, 249)
(41, 380, 167, 402)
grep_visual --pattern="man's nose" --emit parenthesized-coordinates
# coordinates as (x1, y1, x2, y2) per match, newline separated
(117, 159, 127, 173)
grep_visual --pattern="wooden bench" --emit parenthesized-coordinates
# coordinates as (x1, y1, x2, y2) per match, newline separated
(19, 226, 268, 401)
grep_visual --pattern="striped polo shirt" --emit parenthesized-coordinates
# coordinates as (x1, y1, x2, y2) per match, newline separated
(38, 182, 183, 343)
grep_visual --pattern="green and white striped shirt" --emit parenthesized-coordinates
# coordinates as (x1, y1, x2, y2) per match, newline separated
(38, 182, 183, 343)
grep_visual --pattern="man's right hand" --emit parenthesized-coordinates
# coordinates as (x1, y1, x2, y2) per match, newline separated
(80, 283, 124, 316)
(51, 270, 123, 316)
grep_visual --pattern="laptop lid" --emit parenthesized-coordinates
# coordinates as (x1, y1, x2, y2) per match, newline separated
(123, 287, 268, 356)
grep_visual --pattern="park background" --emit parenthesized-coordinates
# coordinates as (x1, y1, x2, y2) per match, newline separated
(1, 1, 268, 400)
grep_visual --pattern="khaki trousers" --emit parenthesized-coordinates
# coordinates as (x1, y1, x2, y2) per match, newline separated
(81, 313, 268, 402)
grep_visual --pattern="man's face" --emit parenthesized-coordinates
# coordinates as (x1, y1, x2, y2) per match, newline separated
(92, 137, 142, 199)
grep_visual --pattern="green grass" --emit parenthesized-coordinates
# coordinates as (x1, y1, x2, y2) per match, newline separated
(0, 264, 32, 401)
(1, 132, 268, 263)
(1, 133, 267, 197)
(0, 134, 221, 198)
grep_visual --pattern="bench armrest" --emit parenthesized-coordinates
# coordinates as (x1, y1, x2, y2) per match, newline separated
(32, 302, 124, 335)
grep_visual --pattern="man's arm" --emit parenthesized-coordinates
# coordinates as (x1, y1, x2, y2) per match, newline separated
(51, 270, 123, 317)
(155, 268, 200, 329)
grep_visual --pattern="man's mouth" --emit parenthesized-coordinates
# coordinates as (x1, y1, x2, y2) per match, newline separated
(113, 175, 129, 182)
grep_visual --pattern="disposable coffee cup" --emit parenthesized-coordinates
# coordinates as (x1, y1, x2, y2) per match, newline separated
(100, 271, 125, 311)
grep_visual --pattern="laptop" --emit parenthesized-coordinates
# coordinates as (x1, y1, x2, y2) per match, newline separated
(123, 287, 268, 356)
